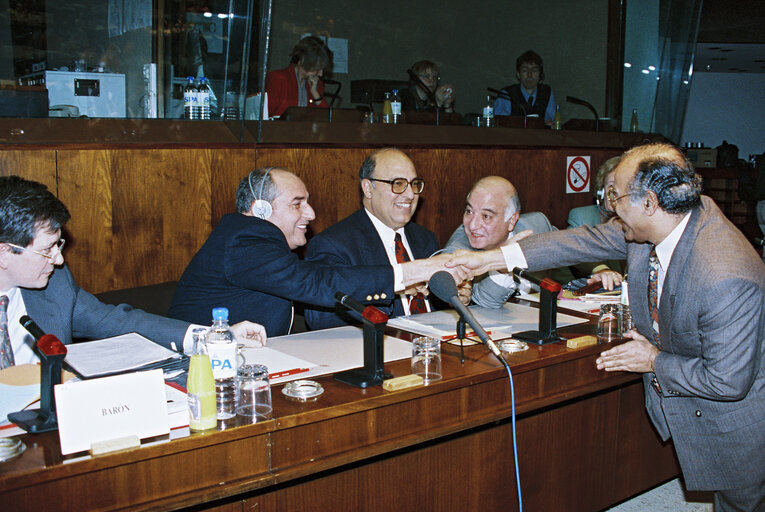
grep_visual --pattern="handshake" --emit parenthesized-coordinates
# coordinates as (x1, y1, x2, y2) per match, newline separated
(401, 230, 533, 305)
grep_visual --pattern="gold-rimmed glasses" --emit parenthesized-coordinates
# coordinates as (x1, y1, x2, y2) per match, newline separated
(606, 186, 630, 206)
(4, 238, 66, 260)
(368, 177, 425, 195)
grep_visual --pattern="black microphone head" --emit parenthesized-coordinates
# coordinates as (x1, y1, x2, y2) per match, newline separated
(429, 271, 458, 302)
(334, 291, 345, 303)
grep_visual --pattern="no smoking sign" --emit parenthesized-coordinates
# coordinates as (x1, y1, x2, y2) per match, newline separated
(566, 156, 591, 193)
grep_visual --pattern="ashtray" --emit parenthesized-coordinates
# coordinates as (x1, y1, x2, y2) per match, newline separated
(497, 338, 529, 353)
(282, 379, 324, 402)
(0, 437, 26, 463)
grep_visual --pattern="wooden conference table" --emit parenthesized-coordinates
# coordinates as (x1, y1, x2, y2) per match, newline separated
(0, 306, 680, 511)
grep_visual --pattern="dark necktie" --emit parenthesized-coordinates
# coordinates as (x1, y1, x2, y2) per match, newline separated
(0, 295, 15, 369)
(647, 247, 661, 348)
(394, 233, 428, 315)
(528, 95, 534, 106)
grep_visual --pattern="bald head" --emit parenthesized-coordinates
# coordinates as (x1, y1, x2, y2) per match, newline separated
(359, 148, 421, 230)
(463, 176, 521, 250)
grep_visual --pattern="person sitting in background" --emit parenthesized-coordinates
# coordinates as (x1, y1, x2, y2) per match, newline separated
(0, 176, 266, 370)
(265, 36, 333, 117)
(568, 156, 622, 228)
(494, 50, 557, 125)
(402, 60, 455, 113)
(567, 156, 624, 276)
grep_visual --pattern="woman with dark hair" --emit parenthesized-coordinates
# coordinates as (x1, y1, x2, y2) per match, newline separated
(265, 36, 333, 117)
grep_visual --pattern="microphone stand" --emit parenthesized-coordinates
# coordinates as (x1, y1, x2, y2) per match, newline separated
(322, 80, 342, 123)
(566, 95, 599, 132)
(334, 293, 392, 387)
(456, 316, 467, 364)
(511, 269, 564, 344)
(8, 315, 68, 433)
(488, 87, 527, 128)
(407, 69, 440, 126)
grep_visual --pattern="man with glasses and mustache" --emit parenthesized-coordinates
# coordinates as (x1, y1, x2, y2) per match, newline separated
(448, 143, 765, 511)
(0, 176, 266, 369)
(304, 148, 445, 329)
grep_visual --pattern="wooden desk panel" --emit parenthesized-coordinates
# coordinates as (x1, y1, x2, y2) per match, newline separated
(0, 332, 679, 512)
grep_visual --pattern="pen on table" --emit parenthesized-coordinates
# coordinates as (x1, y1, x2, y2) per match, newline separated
(269, 368, 311, 379)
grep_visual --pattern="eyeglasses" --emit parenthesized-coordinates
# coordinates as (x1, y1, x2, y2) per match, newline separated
(417, 73, 439, 82)
(368, 177, 425, 195)
(5, 238, 66, 260)
(606, 186, 630, 206)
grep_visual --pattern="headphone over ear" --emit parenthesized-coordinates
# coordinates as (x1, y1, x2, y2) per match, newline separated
(249, 167, 273, 220)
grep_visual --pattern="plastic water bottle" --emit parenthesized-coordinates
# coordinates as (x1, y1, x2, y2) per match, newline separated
(482, 95, 494, 127)
(187, 328, 216, 431)
(183, 76, 197, 119)
(198, 77, 211, 120)
(206, 307, 237, 419)
(390, 89, 402, 124)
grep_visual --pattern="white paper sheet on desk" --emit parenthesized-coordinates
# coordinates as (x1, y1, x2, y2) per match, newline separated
(388, 302, 588, 339)
(247, 326, 412, 384)
(517, 291, 604, 315)
(64, 333, 182, 378)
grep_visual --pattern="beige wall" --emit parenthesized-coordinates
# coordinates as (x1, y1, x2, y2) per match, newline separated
(268, 0, 610, 121)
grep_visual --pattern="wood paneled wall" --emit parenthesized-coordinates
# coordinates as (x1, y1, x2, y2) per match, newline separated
(2, 145, 622, 293)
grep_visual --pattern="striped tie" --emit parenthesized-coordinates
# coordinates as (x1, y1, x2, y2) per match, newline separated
(0, 295, 15, 369)
(394, 233, 428, 315)
(647, 247, 661, 348)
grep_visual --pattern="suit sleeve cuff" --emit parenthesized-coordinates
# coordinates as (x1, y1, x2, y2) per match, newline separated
(500, 242, 528, 272)
(393, 263, 404, 292)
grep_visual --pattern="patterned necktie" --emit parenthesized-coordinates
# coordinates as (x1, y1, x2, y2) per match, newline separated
(394, 233, 428, 315)
(0, 295, 15, 369)
(647, 247, 661, 348)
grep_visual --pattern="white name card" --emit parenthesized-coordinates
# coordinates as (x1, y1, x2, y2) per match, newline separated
(54, 369, 169, 455)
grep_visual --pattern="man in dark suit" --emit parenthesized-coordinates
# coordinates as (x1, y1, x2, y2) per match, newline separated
(449, 143, 765, 511)
(304, 149, 441, 329)
(0, 176, 265, 369)
(169, 166, 461, 336)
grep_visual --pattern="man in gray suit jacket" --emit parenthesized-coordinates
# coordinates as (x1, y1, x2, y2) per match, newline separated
(443, 176, 619, 308)
(449, 143, 765, 511)
(0, 176, 265, 369)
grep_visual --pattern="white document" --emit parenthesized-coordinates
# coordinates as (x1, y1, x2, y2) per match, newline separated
(251, 326, 412, 384)
(388, 302, 588, 340)
(64, 333, 182, 378)
(55, 369, 169, 455)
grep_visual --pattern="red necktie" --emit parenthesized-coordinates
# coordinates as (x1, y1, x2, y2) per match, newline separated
(394, 233, 428, 315)
(647, 247, 661, 348)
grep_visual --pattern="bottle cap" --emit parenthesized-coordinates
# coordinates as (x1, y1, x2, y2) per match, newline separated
(392, 89, 398, 94)
(212, 307, 229, 321)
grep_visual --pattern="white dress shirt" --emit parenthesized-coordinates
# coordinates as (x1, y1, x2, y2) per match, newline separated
(364, 209, 429, 315)
(1, 287, 39, 365)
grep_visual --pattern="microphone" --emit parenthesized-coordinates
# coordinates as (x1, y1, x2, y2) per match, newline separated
(565, 95, 600, 131)
(335, 291, 389, 324)
(429, 272, 501, 357)
(488, 87, 527, 127)
(407, 69, 440, 111)
(754, 237, 764, 247)
(321, 78, 340, 85)
(511, 267, 562, 294)
(20, 315, 67, 356)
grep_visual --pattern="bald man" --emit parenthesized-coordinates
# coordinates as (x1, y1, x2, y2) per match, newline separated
(443, 176, 578, 308)
(449, 143, 765, 510)
(304, 148, 442, 329)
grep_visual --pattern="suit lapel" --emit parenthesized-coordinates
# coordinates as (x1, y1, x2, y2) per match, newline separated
(628, 243, 653, 341)
(354, 210, 393, 265)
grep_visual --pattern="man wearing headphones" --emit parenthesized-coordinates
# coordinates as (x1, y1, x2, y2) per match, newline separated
(168, 166, 466, 336)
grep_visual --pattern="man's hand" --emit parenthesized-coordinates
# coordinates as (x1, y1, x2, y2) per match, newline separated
(436, 84, 455, 109)
(501, 229, 533, 247)
(457, 279, 473, 305)
(446, 249, 504, 278)
(231, 321, 267, 348)
(587, 269, 623, 290)
(596, 330, 659, 373)
(403, 283, 430, 297)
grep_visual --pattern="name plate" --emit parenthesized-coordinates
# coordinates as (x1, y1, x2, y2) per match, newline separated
(54, 369, 169, 455)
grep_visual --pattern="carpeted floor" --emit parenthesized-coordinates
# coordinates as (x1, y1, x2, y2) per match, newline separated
(606, 478, 714, 511)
